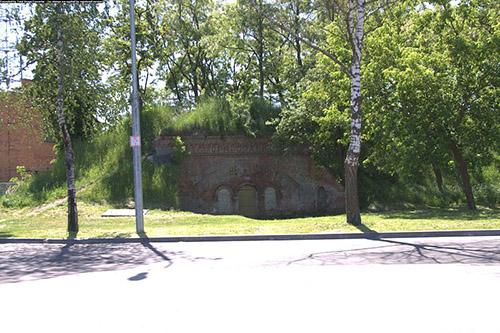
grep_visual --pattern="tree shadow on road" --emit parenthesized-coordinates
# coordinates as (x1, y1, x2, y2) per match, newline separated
(0, 240, 217, 284)
(286, 237, 500, 266)
(354, 223, 380, 237)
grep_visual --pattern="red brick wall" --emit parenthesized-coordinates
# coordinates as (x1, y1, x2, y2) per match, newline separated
(0, 92, 55, 182)
(154, 135, 345, 216)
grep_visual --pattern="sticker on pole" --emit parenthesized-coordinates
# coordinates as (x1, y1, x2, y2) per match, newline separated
(130, 136, 141, 147)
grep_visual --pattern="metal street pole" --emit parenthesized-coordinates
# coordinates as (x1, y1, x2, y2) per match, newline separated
(129, 0, 144, 234)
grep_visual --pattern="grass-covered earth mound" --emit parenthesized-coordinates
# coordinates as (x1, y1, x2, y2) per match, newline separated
(0, 97, 280, 209)
(1, 96, 499, 213)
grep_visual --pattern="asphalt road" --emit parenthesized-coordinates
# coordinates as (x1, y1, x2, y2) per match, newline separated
(1, 236, 500, 333)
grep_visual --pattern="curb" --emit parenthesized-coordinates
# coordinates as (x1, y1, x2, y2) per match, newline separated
(1, 229, 500, 244)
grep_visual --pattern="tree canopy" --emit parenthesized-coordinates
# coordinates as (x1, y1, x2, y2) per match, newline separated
(10, 0, 500, 213)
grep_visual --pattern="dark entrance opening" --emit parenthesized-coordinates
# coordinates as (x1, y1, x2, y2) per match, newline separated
(238, 185, 257, 217)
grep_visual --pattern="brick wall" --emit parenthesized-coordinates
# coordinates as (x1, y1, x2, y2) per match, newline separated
(0, 90, 55, 182)
(154, 135, 345, 216)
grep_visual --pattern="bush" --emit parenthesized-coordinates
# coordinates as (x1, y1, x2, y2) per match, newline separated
(170, 97, 247, 135)
(161, 97, 281, 137)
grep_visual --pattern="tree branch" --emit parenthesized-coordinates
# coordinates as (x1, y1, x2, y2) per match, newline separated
(251, 0, 352, 78)
(366, 0, 398, 19)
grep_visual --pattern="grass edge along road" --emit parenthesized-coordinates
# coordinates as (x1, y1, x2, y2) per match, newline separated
(1, 202, 500, 239)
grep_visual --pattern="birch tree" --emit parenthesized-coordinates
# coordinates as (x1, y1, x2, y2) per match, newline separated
(342, 0, 365, 224)
(18, 3, 108, 232)
(255, 0, 394, 224)
(55, 4, 78, 231)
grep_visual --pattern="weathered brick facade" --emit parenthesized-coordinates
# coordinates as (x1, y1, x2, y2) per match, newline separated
(0, 85, 55, 182)
(153, 134, 345, 216)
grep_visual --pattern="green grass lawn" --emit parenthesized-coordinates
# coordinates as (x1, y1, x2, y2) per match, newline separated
(1, 202, 500, 239)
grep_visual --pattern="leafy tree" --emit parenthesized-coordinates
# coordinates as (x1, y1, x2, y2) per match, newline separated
(261, 0, 397, 224)
(215, 0, 279, 102)
(104, 0, 158, 110)
(17, 3, 110, 231)
(273, 61, 350, 183)
(365, 0, 500, 209)
(155, 0, 223, 104)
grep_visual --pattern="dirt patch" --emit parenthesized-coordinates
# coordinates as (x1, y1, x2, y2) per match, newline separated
(27, 184, 91, 216)
(27, 197, 67, 216)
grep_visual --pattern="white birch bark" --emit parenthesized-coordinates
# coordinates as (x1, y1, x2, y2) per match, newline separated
(252, 0, 372, 224)
(344, 0, 365, 225)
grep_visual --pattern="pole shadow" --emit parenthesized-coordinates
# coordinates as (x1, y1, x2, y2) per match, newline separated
(139, 233, 173, 268)
(1, 241, 182, 284)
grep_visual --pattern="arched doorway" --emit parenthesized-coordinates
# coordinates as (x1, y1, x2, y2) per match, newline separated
(317, 186, 328, 213)
(238, 185, 257, 217)
(264, 187, 277, 213)
(216, 188, 232, 214)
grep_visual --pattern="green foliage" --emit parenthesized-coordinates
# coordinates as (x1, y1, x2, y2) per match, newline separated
(358, 168, 457, 209)
(18, 3, 115, 142)
(473, 158, 500, 205)
(357, 160, 500, 209)
(272, 58, 350, 181)
(0, 97, 285, 209)
(361, 1, 500, 207)
(5, 0, 500, 212)
(160, 97, 280, 137)
(248, 98, 281, 136)
(103, 0, 158, 108)
(172, 136, 189, 164)
(126, 104, 175, 152)
(10, 166, 32, 183)
(171, 97, 245, 134)
(1, 167, 36, 207)
(1, 105, 179, 209)
(0, 191, 33, 208)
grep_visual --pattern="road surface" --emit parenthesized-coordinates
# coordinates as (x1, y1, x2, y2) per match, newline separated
(1, 236, 500, 333)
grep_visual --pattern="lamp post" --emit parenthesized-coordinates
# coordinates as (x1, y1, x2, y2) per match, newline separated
(129, 0, 144, 234)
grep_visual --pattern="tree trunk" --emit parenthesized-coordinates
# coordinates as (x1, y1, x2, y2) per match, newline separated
(193, 74, 199, 102)
(336, 126, 345, 185)
(56, 5, 78, 233)
(293, 0, 303, 71)
(450, 140, 476, 210)
(432, 165, 443, 192)
(345, 159, 360, 224)
(257, 41, 265, 98)
(344, 0, 364, 225)
(257, 0, 265, 98)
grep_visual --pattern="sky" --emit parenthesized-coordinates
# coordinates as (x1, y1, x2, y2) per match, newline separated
(0, 3, 30, 89)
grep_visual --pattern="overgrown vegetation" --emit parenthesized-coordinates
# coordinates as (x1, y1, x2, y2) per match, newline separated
(4, 1, 498, 218)
(358, 158, 500, 209)
(1, 95, 499, 211)
(1, 106, 178, 209)
(0, 97, 281, 209)
(161, 97, 279, 137)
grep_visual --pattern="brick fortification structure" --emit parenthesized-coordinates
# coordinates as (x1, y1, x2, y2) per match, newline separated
(153, 134, 345, 217)
(0, 81, 55, 182)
